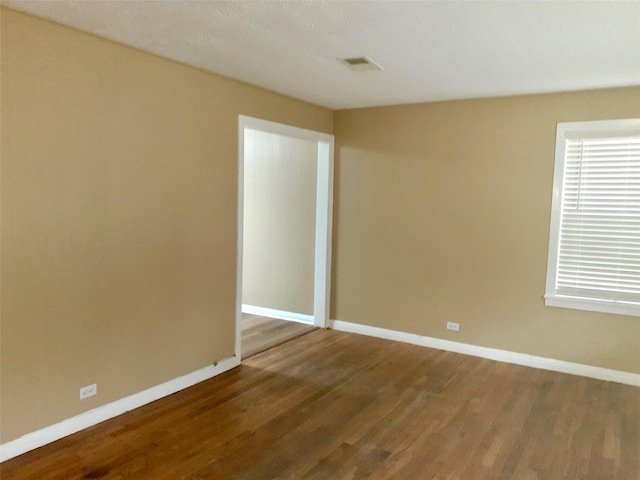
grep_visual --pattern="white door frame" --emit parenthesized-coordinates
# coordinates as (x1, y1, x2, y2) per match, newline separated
(235, 115, 334, 360)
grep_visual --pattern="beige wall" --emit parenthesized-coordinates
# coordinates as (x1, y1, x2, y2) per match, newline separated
(0, 8, 332, 443)
(333, 87, 640, 375)
(242, 129, 317, 315)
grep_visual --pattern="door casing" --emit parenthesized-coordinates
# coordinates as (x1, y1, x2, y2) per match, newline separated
(235, 115, 334, 360)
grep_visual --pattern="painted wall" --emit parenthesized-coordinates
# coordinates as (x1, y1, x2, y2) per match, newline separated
(0, 8, 332, 443)
(242, 128, 317, 315)
(332, 86, 640, 375)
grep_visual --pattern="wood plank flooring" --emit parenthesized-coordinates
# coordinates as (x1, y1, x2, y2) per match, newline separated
(2, 329, 639, 479)
(241, 313, 316, 358)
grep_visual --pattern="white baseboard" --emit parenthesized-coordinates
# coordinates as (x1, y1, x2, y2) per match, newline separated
(242, 304, 314, 325)
(0, 356, 240, 463)
(5, 322, 637, 463)
(328, 320, 640, 388)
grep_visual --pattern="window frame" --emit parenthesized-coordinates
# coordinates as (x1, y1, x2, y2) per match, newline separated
(545, 118, 640, 317)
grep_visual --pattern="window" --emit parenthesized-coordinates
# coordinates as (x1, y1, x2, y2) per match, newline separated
(545, 119, 640, 317)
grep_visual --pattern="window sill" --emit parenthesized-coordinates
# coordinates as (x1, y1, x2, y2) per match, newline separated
(544, 295, 640, 317)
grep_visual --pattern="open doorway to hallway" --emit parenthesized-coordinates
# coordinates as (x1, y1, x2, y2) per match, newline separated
(236, 116, 334, 360)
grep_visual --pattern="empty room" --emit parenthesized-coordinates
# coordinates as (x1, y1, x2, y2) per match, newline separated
(1, 2, 639, 479)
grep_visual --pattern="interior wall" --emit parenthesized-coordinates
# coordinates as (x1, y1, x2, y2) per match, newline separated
(332, 86, 640, 375)
(242, 128, 317, 315)
(0, 8, 332, 444)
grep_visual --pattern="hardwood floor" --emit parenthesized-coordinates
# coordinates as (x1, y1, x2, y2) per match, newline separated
(241, 313, 316, 358)
(2, 329, 639, 479)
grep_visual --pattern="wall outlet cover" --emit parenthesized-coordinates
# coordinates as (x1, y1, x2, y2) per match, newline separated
(80, 384, 97, 400)
(446, 322, 460, 332)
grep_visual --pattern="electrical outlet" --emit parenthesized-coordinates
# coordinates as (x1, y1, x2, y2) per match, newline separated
(446, 321, 460, 332)
(79, 383, 97, 400)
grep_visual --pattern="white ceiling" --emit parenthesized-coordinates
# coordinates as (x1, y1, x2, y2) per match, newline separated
(4, 1, 640, 110)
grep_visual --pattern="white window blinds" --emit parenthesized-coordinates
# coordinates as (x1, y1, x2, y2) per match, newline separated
(546, 119, 640, 316)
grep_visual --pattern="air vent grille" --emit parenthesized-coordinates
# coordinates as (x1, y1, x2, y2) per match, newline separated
(341, 56, 383, 72)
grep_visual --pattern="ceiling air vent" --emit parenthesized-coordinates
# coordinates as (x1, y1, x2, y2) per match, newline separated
(341, 56, 383, 72)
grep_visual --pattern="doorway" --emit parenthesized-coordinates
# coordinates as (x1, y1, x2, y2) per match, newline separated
(236, 116, 334, 360)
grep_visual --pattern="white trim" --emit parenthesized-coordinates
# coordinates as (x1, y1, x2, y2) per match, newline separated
(0, 356, 240, 463)
(235, 117, 246, 360)
(312, 139, 333, 329)
(328, 320, 640, 387)
(545, 295, 640, 317)
(238, 115, 334, 145)
(558, 118, 640, 140)
(236, 115, 334, 360)
(241, 304, 314, 325)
